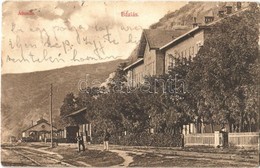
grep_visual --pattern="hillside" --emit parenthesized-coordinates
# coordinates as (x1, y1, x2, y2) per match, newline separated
(149, 2, 239, 29)
(1, 59, 125, 141)
(128, 2, 228, 62)
(129, 2, 247, 63)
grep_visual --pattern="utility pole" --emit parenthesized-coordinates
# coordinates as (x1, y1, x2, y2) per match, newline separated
(50, 84, 53, 148)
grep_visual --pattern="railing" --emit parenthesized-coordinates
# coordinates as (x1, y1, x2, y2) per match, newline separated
(229, 132, 259, 147)
(184, 133, 215, 146)
(184, 132, 259, 148)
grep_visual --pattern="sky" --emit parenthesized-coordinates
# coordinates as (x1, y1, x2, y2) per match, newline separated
(2, 1, 187, 74)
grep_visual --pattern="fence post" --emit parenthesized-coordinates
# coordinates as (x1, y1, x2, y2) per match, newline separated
(214, 131, 220, 148)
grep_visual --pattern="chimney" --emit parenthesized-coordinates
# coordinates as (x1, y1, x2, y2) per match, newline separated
(204, 16, 214, 24)
(236, 2, 242, 10)
(226, 6, 232, 14)
(192, 17, 198, 28)
(192, 23, 198, 28)
(218, 10, 225, 17)
(193, 17, 197, 23)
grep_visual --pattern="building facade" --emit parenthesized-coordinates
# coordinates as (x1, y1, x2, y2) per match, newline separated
(22, 118, 60, 142)
(161, 26, 211, 73)
(124, 29, 188, 87)
(124, 2, 248, 87)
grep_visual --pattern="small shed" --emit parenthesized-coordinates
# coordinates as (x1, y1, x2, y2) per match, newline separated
(64, 107, 92, 143)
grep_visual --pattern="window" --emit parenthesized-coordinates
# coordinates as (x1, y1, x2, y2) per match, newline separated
(153, 62, 156, 75)
(147, 65, 150, 76)
(140, 72, 143, 83)
(196, 41, 203, 52)
(169, 56, 175, 69)
(151, 62, 155, 75)
(196, 44, 199, 52)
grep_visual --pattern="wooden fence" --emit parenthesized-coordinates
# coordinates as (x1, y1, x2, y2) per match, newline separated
(229, 132, 259, 147)
(184, 133, 215, 146)
(184, 132, 259, 148)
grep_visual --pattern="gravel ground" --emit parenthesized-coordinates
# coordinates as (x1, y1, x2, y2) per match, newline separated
(2, 142, 258, 167)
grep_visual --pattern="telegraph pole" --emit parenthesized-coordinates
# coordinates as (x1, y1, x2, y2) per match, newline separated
(50, 84, 53, 148)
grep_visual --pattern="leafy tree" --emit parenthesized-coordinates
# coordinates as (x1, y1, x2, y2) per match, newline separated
(107, 62, 128, 91)
(189, 6, 259, 132)
(60, 93, 77, 126)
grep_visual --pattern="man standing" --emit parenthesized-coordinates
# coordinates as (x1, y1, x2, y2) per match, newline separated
(103, 129, 111, 151)
(220, 126, 228, 148)
(76, 132, 85, 152)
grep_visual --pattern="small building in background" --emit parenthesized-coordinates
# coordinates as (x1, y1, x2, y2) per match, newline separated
(22, 118, 62, 142)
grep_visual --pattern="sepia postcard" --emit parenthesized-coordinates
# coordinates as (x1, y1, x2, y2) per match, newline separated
(1, 1, 259, 167)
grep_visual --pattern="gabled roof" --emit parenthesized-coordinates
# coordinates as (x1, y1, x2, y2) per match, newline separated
(160, 26, 209, 51)
(37, 118, 48, 124)
(64, 107, 87, 118)
(22, 119, 57, 132)
(138, 29, 189, 57)
(63, 107, 89, 124)
(145, 29, 189, 49)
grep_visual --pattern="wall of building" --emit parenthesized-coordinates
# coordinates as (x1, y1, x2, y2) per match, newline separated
(127, 28, 211, 87)
(132, 64, 144, 87)
(156, 50, 165, 75)
(23, 123, 57, 137)
(126, 70, 133, 87)
(164, 30, 206, 73)
(143, 43, 157, 76)
(126, 62, 145, 88)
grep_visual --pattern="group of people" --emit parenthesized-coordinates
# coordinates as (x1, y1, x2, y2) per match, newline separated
(76, 129, 111, 152)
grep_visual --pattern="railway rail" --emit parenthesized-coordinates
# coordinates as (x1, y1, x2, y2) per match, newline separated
(2, 146, 74, 167)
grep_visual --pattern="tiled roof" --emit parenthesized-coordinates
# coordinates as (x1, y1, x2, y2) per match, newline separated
(160, 26, 209, 50)
(22, 119, 57, 132)
(36, 118, 48, 124)
(125, 28, 189, 70)
(137, 28, 190, 58)
(64, 107, 87, 118)
(143, 29, 189, 49)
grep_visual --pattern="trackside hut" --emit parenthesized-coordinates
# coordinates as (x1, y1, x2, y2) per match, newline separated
(64, 107, 92, 143)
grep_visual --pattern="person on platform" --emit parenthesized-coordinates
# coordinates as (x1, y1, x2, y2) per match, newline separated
(220, 126, 227, 133)
(220, 126, 228, 148)
(103, 129, 111, 151)
(76, 132, 85, 152)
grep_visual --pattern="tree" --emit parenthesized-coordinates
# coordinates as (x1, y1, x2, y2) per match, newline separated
(188, 6, 259, 132)
(107, 62, 128, 92)
(60, 93, 77, 126)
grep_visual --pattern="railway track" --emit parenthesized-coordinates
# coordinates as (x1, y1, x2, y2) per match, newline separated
(3, 147, 74, 167)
